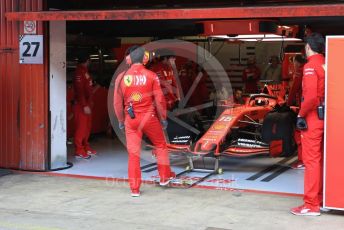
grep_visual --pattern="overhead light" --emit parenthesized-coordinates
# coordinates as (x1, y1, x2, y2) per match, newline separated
(212, 34, 281, 39)
(104, 60, 117, 64)
(211, 34, 302, 42)
(237, 34, 281, 39)
(239, 38, 302, 42)
(278, 25, 291, 29)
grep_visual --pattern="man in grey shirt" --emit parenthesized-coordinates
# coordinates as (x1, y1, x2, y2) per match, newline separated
(261, 55, 282, 84)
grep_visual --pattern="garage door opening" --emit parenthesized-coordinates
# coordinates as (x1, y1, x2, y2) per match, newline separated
(45, 18, 325, 195)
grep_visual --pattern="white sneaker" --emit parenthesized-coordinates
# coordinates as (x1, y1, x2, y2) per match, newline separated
(159, 179, 171, 186)
(159, 172, 176, 186)
(131, 190, 140, 197)
(75, 153, 91, 159)
(291, 161, 305, 170)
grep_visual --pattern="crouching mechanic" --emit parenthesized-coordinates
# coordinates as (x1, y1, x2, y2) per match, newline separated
(291, 33, 325, 216)
(114, 46, 174, 197)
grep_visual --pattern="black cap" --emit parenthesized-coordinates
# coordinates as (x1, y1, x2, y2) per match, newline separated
(127, 45, 145, 64)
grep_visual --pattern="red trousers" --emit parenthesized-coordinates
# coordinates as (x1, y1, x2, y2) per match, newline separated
(74, 104, 92, 153)
(301, 111, 324, 208)
(294, 130, 302, 163)
(125, 112, 171, 191)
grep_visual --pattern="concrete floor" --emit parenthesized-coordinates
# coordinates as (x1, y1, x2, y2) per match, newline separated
(62, 136, 304, 194)
(0, 173, 343, 230)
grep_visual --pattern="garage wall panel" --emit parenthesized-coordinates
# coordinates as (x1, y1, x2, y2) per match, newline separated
(49, 21, 67, 170)
(196, 41, 285, 89)
(1, 0, 20, 169)
(324, 36, 344, 210)
(0, 0, 48, 170)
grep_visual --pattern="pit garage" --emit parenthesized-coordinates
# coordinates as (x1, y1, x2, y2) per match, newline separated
(2, 0, 344, 210)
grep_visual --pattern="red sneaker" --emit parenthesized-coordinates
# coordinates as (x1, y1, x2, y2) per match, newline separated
(75, 152, 91, 159)
(159, 178, 171, 186)
(131, 189, 140, 197)
(290, 204, 320, 216)
(85, 148, 97, 155)
(291, 161, 305, 170)
(160, 172, 176, 186)
(170, 171, 176, 179)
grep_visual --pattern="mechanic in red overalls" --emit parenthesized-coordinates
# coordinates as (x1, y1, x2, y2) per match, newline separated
(114, 46, 174, 197)
(287, 54, 307, 170)
(242, 56, 261, 93)
(73, 53, 97, 159)
(291, 33, 325, 216)
(178, 68, 192, 98)
(150, 49, 180, 110)
(288, 54, 306, 107)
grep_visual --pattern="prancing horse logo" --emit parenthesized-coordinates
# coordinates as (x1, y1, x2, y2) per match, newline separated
(124, 75, 133, 87)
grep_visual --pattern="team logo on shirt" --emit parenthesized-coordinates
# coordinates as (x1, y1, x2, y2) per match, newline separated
(134, 75, 147, 86)
(130, 92, 143, 102)
(124, 75, 133, 87)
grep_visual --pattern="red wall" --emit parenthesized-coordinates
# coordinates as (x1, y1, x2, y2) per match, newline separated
(324, 37, 344, 209)
(0, 0, 48, 170)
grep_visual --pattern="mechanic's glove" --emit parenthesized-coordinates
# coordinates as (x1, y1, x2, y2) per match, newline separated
(118, 122, 125, 131)
(161, 120, 168, 130)
(296, 117, 308, 130)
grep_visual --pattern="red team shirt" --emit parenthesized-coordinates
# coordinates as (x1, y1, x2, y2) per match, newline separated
(287, 65, 304, 106)
(73, 65, 93, 106)
(299, 54, 325, 117)
(114, 64, 167, 123)
(150, 62, 179, 108)
(242, 66, 260, 93)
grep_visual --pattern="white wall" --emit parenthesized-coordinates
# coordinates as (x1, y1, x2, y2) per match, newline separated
(196, 41, 301, 88)
(49, 21, 67, 169)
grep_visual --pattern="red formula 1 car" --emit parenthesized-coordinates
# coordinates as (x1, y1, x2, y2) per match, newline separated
(162, 82, 298, 187)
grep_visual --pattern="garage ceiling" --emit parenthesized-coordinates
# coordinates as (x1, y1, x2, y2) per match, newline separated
(48, 0, 344, 10)
(46, 0, 344, 37)
(66, 17, 344, 38)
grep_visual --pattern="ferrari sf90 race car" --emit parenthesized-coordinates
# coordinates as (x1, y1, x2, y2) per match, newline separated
(158, 83, 298, 187)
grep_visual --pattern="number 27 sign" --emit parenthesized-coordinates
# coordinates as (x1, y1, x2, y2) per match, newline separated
(19, 35, 43, 64)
